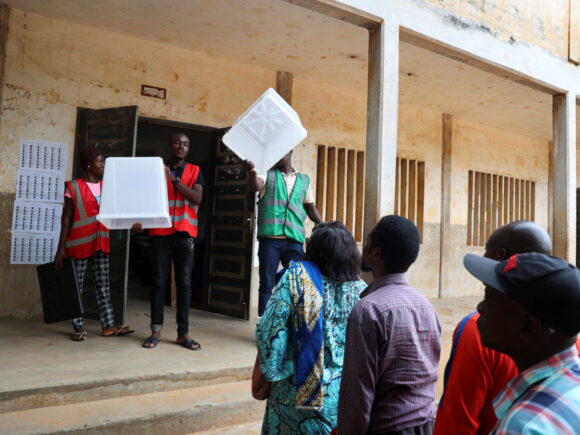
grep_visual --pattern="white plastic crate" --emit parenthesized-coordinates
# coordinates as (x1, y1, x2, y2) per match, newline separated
(97, 157, 171, 230)
(222, 88, 307, 174)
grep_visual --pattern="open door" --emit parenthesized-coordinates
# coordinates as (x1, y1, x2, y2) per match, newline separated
(73, 106, 138, 325)
(202, 128, 254, 319)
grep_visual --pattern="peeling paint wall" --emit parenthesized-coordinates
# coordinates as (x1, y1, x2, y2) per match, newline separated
(445, 117, 550, 297)
(0, 10, 367, 317)
(421, 0, 571, 59)
(0, 7, 554, 317)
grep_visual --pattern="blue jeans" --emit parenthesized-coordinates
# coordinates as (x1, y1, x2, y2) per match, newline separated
(258, 237, 305, 316)
(150, 234, 194, 336)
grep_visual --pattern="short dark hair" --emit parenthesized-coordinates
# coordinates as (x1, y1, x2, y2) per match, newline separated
(168, 132, 190, 143)
(371, 215, 420, 273)
(306, 221, 361, 283)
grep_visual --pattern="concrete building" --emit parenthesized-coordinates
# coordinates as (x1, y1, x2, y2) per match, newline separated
(0, 0, 578, 320)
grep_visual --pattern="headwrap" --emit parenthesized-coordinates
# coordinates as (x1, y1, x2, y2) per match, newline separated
(79, 147, 104, 171)
(287, 260, 325, 411)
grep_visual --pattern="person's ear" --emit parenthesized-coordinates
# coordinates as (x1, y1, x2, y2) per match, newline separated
(521, 314, 541, 337)
(370, 245, 381, 263)
(498, 247, 509, 261)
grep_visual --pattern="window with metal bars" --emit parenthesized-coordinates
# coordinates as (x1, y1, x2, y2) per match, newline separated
(315, 145, 365, 242)
(467, 170, 535, 246)
(394, 157, 425, 242)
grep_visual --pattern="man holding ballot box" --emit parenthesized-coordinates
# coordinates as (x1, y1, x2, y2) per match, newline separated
(142, 132, 204, 351)
(243, 151, 323, 316)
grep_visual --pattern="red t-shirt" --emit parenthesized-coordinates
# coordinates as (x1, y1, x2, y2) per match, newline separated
(433, 313, 517, 435)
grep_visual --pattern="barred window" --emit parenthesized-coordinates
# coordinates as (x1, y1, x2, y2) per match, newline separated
(316, 145, 365, 242)
(467, 170, 535, 246)
(394, 157, 425, 242)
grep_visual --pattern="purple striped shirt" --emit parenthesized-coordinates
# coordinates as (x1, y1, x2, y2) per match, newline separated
(336, 274, 441, 434)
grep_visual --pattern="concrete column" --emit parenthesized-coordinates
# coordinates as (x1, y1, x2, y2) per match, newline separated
(552, 93, 577, 261)
(363, 21, 399, 240)
(439, 114, 452, 297)
(276, 71, 293, 105)
(0, 3, 8, 115)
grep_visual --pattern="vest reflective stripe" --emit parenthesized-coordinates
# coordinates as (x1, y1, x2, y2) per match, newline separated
(64, 179, 110, 259)
(65, 231, 110, 247)
(259, 218, 306, 235)
(149, 163, 200, 237)
(257, 169, 309, 243)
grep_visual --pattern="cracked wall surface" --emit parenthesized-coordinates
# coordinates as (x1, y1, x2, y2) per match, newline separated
(421, 0, 571, 59)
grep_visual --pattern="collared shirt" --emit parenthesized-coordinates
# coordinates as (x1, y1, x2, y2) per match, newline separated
(336, 274, 441, 434)
(492, 346, 580, 434)
(257, 169, 314, 203)
(166, 160, 205, 190)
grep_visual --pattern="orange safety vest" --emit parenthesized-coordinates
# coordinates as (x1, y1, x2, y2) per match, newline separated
(64, 179, 110, 259)
(150, 163, 200, 238)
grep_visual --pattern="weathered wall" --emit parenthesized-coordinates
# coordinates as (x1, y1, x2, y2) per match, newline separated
(421, 0, 571, 60)
(398, 104, 443, 298)
(444, 117, 550, 297)
(0, 10, 367, 317)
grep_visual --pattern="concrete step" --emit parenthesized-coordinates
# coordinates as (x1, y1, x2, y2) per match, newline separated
(0, 380, 265, 435)
(192, 420, 262, 434)
(0, 366, 253, 414)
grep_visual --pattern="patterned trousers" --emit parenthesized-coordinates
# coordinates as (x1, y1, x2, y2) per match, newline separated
(72, 251, 115, 330)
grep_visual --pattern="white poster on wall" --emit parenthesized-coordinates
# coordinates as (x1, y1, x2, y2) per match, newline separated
(11, 140, 68, 264)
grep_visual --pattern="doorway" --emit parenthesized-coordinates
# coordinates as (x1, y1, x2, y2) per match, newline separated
(128, 118, 215, 309)
(74, 107, 254, 321)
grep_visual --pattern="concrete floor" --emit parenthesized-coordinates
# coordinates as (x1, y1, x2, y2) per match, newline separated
(0, 289, 481, 402)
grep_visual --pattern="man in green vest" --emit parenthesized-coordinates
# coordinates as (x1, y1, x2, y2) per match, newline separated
(243, 151, 323, 315)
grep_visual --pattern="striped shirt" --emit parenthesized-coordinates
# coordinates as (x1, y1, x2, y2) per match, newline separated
(492, 346, 580, 434)
(336, 274, 441, 434)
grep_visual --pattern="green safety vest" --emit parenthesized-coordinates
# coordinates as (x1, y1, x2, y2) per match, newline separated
(257, 169, 309, 243)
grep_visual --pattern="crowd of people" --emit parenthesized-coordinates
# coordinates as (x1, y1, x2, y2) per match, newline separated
(55, 138, 580, 434)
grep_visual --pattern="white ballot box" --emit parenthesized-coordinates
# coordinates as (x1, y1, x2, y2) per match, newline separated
(97, 157, 171, 230)
(222, 88, 307, 174)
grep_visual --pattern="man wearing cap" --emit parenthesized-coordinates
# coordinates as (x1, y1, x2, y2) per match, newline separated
(434, 221, 552, 435)
(242, 150, 323, 316)
(464, 252, 580, 434)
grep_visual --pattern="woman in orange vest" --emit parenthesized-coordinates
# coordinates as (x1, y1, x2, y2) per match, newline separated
(54, 147, 134, 341)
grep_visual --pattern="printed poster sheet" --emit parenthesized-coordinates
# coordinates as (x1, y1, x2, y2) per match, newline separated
(11, 140, 68, 264)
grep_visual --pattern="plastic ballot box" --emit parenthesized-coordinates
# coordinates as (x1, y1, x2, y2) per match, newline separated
(97, 157, 171, 229)
(222, 88, 307, 174)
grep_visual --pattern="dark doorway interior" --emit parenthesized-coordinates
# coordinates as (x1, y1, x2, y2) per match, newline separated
(128, 118, 216, 310)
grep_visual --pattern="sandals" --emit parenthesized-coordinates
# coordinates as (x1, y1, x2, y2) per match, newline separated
(101, 325, 134, 337)
(142, 335, 160, 349)
(71, 330, 87, 341)
(177, 337, 202, 351)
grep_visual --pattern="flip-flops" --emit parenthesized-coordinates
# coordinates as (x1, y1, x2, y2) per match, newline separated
(71, 330, 87, 341)
(177, 337, 202, 351)
(101, 325, 134, 337)
(142, 336, 160, 349)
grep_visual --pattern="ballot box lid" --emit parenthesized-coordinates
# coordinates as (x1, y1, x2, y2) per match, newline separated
(37, 258, 84, 324)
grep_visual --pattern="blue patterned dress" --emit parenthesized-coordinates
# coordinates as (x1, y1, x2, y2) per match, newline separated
(256, 270, 366, 434)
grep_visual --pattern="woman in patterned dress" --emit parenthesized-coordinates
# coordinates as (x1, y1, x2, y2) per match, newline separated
(256, 221, 367, 434)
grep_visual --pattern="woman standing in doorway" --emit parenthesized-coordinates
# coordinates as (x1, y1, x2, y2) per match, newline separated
(54, 147, 135, 341)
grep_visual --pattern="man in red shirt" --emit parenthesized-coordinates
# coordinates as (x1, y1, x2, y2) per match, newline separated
(434, 220, 551, 435)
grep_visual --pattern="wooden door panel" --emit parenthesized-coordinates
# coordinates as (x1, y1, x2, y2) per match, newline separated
(73, 106, 138, 326)
(202, 129, 254, 319)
